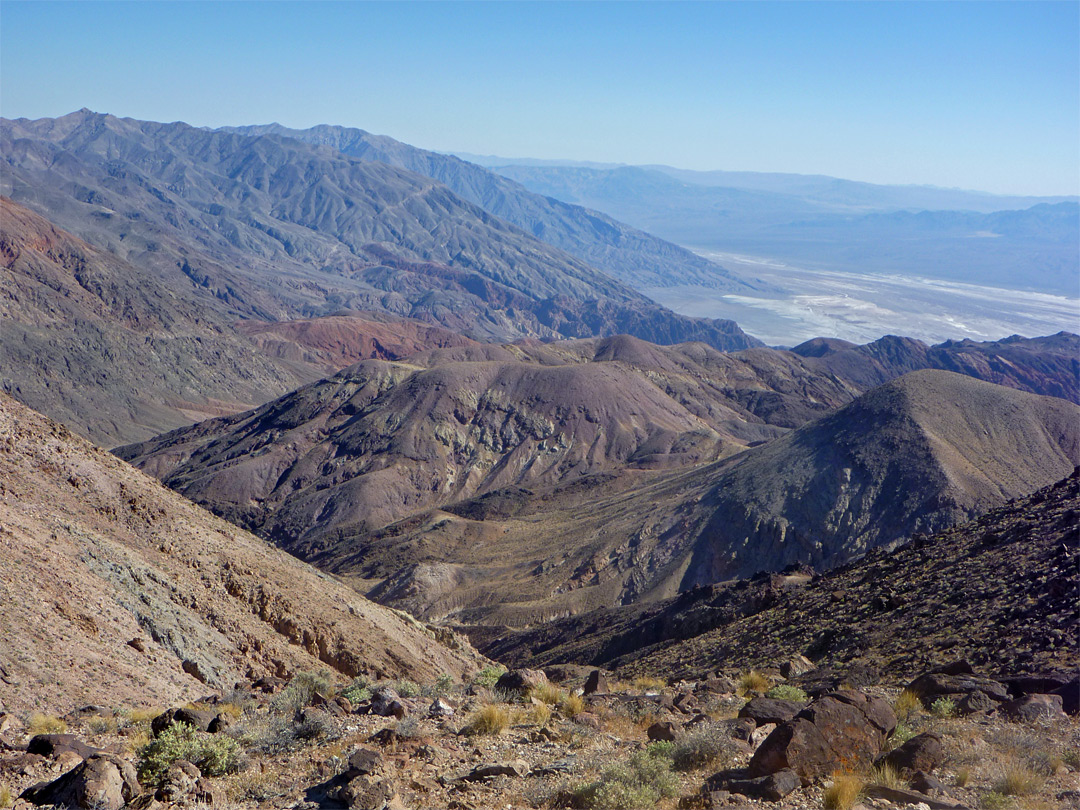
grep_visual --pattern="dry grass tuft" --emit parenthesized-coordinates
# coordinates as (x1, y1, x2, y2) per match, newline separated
(894, 688, 922, 721)
(0, 785, 12, 809)
(867, 763, 905, 789)
(529, 683, 564, 705)
(528, 702, 552, 727)
(28, 713, 67, 735)
(561, 693, 586, 718)
(736, 670, 772, 697)
(465, 704, 510, 736)
(822, 772, 864, 810)
(994, 763, 1044, 797)
(955, 766, 973, 787)
(632, 676, 666, 692)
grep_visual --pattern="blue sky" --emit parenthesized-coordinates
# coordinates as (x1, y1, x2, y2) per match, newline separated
(2, 1, 1077, 195)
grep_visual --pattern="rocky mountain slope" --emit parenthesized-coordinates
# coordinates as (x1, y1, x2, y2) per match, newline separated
(0, 197, 325, 444)
(224, 122, 760, 292)
(0, 393, 484, 716)
(119, 365, 1080, 628)
(1, 111, 758, 351)
(479, 469, 1080, 682)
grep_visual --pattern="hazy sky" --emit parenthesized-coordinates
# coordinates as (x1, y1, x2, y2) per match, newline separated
(3, 1, 1077, 195)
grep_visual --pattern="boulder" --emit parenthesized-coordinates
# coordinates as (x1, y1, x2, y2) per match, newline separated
(738, 697, 803, 726)
(346, 747, 382, 777)
(26, 734, 97, 760)
(151, 707, 215, 736)
(698, 676, 736, 694)
(336, 774, 404, 810)
(369, 687, 407, 719)
(464, 759, 531, 780)
(876, 732, 944, 775)
(999, 693, 1067, 723)
(706, 767, 800, 801)
(154, 760, 217, 805)
(905, 670, 1008, 706)
(796, 664, 879, 698)
(748, 690, 896, 784)
(956, 690, 996, 716)
(999, 672, 1074, 698)
(583, 670, 609, 695)
(22, 753, 140, 810)
(780, 655, 816, 679)
(911, 771, 947, 794)
(428, 698, 455, 719)
(494, 668, 548, 694)
(647, 721, 679, 742)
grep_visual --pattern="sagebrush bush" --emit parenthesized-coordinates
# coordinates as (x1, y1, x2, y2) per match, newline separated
(137, 722, 242, 786)
(887, 721, 917, 749)
(340, 677, 371, 706)
(930, 696, 956, 718)
(822, 772, 863, 810)
(271, 671, 333, 715)
(28, 713, 67, 734)
(393, 679, 421, 698)
(472, 665, 506, 689)
(765, 684, 808, 702)
(573, 747, 679, 809)
(430, 673, 455, 696)
(978, 791, 1011, 810)
(671, 724, 736, 771)
(465, 704, 510, 736)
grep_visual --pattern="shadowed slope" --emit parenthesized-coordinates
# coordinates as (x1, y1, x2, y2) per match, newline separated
(0, 393, 484, 716)
(478, 470, 1080, 680)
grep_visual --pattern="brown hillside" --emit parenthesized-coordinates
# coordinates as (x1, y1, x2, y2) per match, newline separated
(479, 469, 1080, 681)
(304, 371, 1079, 626)
(0, 394, 483, 716)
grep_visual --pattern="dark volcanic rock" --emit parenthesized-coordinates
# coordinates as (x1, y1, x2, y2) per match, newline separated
(22, 753, 140, 810)
(26, 734, 97, 760)
(738, 697, 803, 726)
(999, 694, 1068, 723)
(706, 767, 801, 801)
(876, 732, 945, 775)
(748, 690, 896, 784)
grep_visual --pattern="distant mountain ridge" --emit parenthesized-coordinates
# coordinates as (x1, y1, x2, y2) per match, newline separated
(1, 110, 760, 352)
(220, 122, 760, 292)
(489, 163, 1080, 295)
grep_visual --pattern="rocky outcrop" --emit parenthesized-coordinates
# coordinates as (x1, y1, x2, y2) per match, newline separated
(22, 753, 140, 810)
(748, 690, 896, 784)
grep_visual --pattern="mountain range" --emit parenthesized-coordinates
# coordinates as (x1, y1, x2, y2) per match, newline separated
(488, 164, 1080, 295)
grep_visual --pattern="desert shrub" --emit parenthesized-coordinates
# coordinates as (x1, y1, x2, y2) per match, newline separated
(994, 762, 1044, 796)
(822, 772, 864, 810)
(894, 689, 922, 721)
(292, 712, 335, 742)
(573, 747, 679, 809)
(472, 665, 506, 689)
(1029, 749, 1065, 776)
(137, 722, 242, 786)
(271, 671, 333, 715)
(930, 696, 957, 718)
(765, 684, 808, 702)
(340, 676, 371, 706)
(28, 713, 67, 734)
(645, 740, 675, 760)
(530, 683, 564, 705)
(226, 769, 282, 802)
(1062, 748, 1080, 769)
(87, 716, 116, 735)
(393, 679, 421, 698)
(427, 673, 455, 697)
(736, 670, 771, 697)
(465, 704, 510, 736)
(228, 712, 332, 754)
(978, 791, 1012, 810)
(887, 721, 918, 748)
(632, 676, 666, 692)
(671, 724, 736, 771)
(561, 693, 586, 718)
